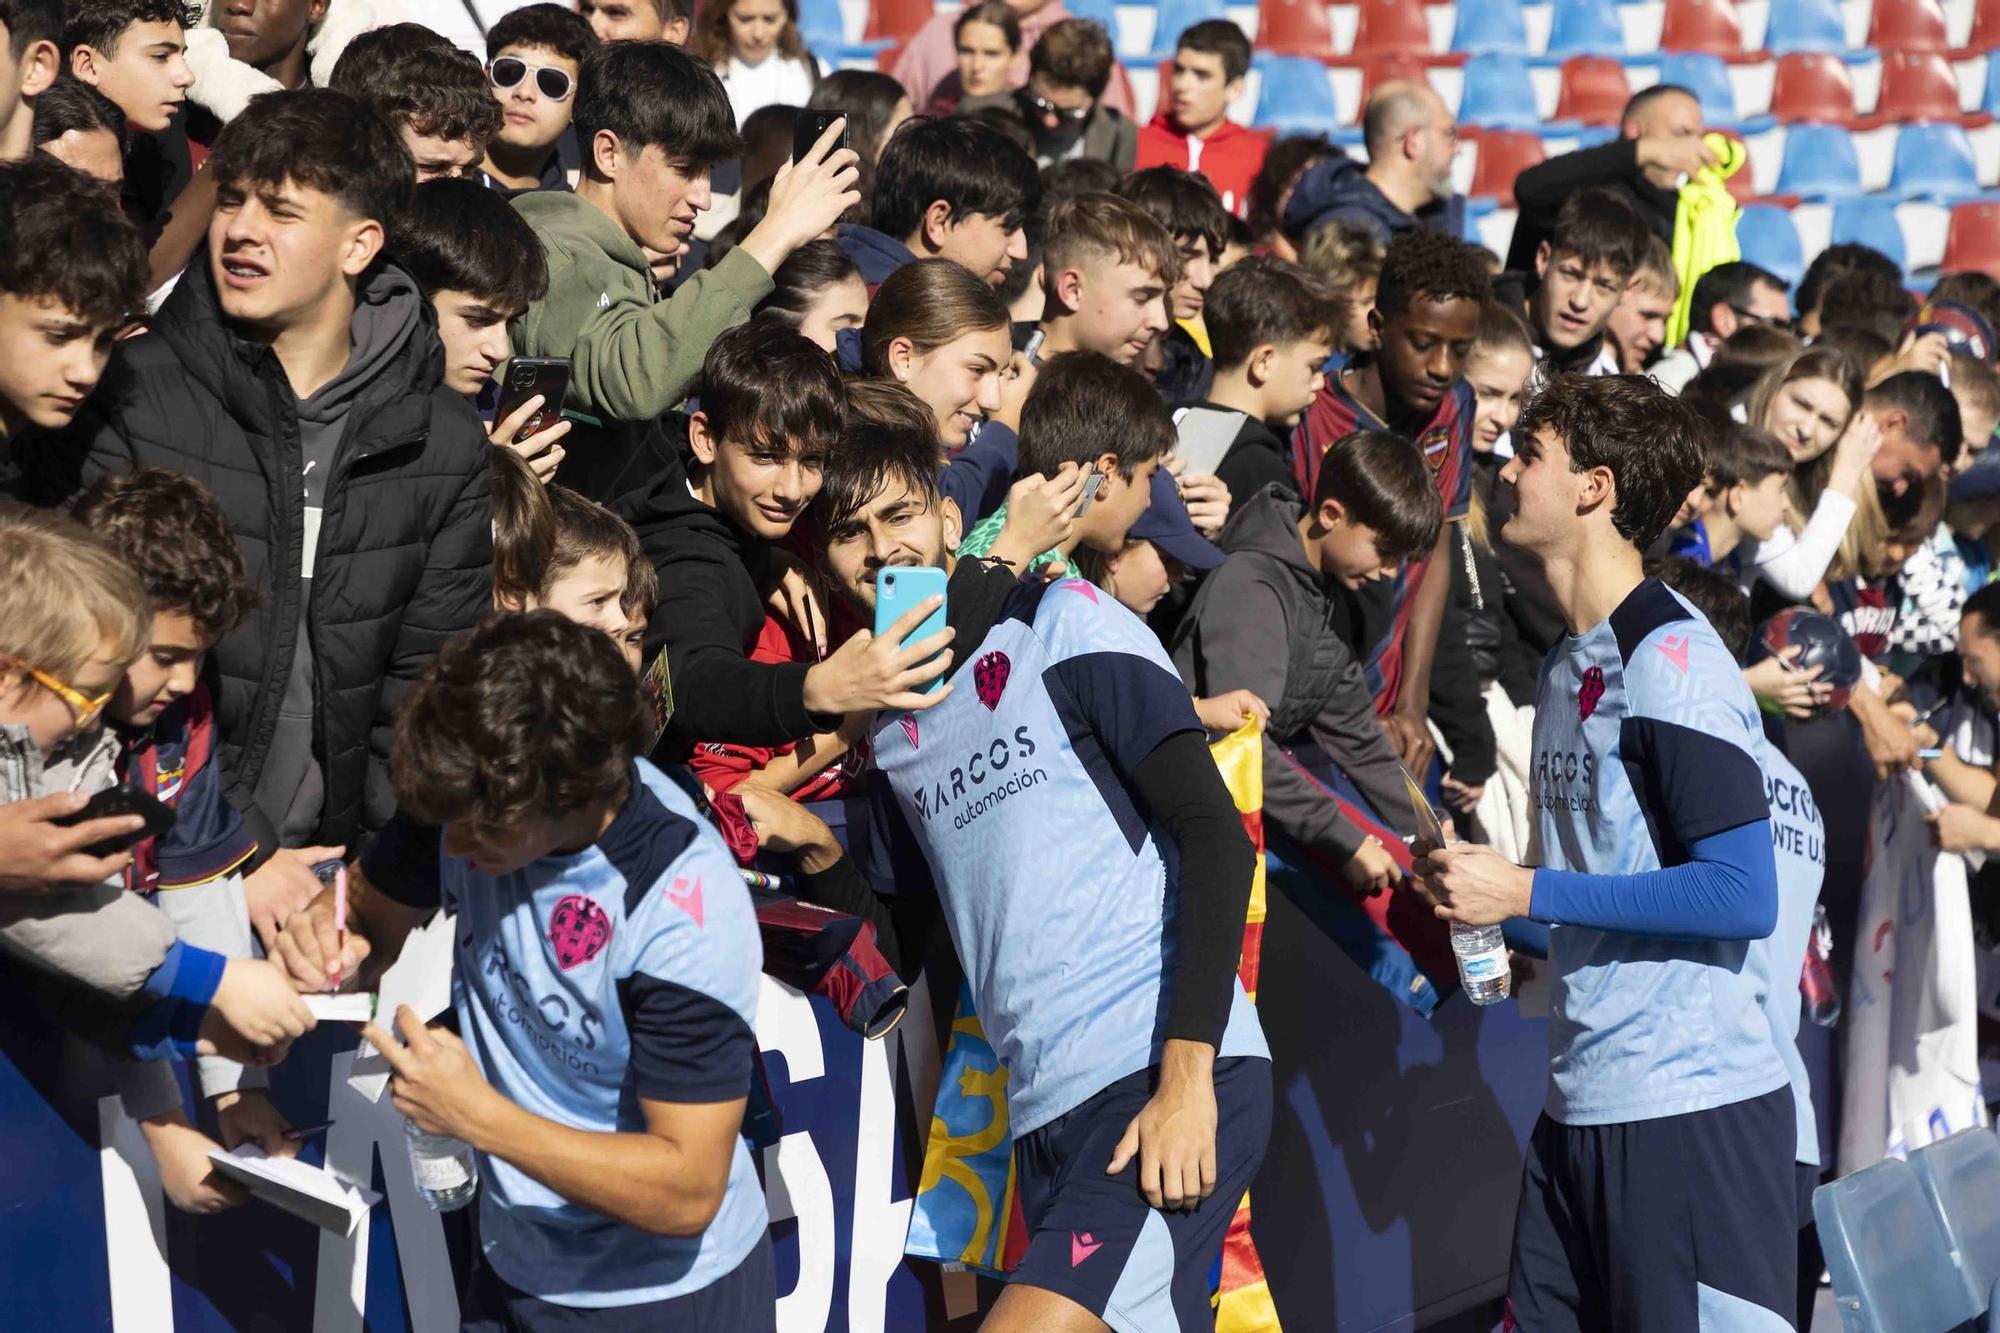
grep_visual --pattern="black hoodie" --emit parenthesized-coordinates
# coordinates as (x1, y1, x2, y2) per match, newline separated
(618, 455, 838, 761)
(1180, 402, 1298, 520)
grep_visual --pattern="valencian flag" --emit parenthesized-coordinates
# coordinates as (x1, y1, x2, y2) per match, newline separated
(904, 722, 1284, 1330)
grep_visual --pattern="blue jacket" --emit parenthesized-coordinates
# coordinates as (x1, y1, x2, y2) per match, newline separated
(836, 224, 916, 290)
(1282, 152, 1466, 246)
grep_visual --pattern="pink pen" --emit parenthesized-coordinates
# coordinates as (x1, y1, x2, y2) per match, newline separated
(330, 864, 348, 990)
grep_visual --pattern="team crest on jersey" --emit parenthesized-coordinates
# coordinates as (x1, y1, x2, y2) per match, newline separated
(1418, 425, 1451, 472)
(974, 651, 1012, 711)
(548, 894, 612, 970)
(1578, 665, 1605, 721)
(899, 713, 920, 748)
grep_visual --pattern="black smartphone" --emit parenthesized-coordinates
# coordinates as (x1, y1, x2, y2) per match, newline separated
(793, 108, 849, 164)
(52, 784, 176, 856)
(494, 357, 571, 443)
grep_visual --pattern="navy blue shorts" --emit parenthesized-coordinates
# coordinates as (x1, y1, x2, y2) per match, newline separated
(1008, 1056, 1272, 1333)
(1508, 1086, 1797, 1332)
(458, 1232, 775, 1332)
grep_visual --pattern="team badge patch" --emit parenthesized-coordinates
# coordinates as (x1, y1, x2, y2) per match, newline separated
(549, 894, 612, 970)
(1578, 665, 1605, 721)
(974, 651, 1011, 711)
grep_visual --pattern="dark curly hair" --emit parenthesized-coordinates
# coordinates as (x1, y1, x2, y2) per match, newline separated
(391, 612, 648, 834)
(329, 24, 504, 154)
(1515, 373, 1709, 548)
(63, 0, 197, 56)
(1374, 227, 1491, 321)
(73, 467, 260, 643)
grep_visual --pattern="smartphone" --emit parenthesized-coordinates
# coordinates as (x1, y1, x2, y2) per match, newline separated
(1022, 328, 1046, 365)
(52, 784, 176, 856)
(794, 109, 849, 164)
(1074, 469, 1105, 517)
(311, 859, 345, 886)
(493, 357, 571, 443)
(874, 566, 949, 696)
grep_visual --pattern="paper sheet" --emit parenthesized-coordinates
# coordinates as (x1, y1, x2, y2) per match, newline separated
(346, 910, 456, 1102)
(206, 1145, 380, 1235)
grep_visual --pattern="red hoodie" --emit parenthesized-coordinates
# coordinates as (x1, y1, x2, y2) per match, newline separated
(1135, 114, 1272, 218)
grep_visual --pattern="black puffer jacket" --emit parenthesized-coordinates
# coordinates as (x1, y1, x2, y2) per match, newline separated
(20, 260, 493, 850)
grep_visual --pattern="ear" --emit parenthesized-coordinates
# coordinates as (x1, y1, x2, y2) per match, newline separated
(688, 410, 719, 466)
(590, 129, 624, 182)
(1317, 495, 1346, 529)
(309, 0, 331, 21)
(920, 199, 955, 252)
(1709, 301, 1738, 340)
(19, 39, 58, 100)
(1224, 76, 1246, 103)
(940, 495, 964, 551)
(1053, 264, 1084, 313)
(1246, 343, 1278, 387)
(1366, 306, 1384, 343)
(68, 44, 100, 87)
(1576, 463, 1617, 516)
(887, 335, 917, 382)
(1722, 481, 1747, 516)
(340, 218, 386, 279)
(662, 15, 692, 44)
(493, 588, 528, 612)
(1534, 241, 1551, 283)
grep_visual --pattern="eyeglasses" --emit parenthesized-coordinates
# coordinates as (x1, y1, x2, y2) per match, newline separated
(5, 657, 112, 727)
(1023, 92, 1090, 123)
(489, 56, 574, 102)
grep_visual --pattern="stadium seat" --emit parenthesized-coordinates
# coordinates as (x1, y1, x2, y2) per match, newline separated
(1459, 55, 1543, 130)
(1146, 0, 1230, 59)
(1961, 0, 2000, 57)
(1660, 52, 1746, 129)
(799, 0, 890, 60)
(1764, 0, 1850, 55)
(1872, 51, 1984, 124)
(1660, 0, 1746, 56)
(1066, 0, 1119, 30)
(860, 0, 932, 45)
(1252, 55, 1340, 133)
(1467, 129, 1547, 207)
(1258, 0, 1339, 57)
(1829, 198, 1909, 272)
(1909, 1129, 2000, 1315)
(1449, 0, 1532, 57)
(1775, 122, 1866, 198)
(1554, 56, 1633, 125)
(1353, 0, 1435, 56)
(1888, 121, 1985, 201)
(1356, 51, 1433, 122)
(1813, 1157, 1984, 1333)
(1982, 52, 2000, 119)
(1737, 203, 1806, 288)
(1944, 202, 2000, 277)
(1868, 0, 1952, 53)
(1770, 52, 1859, 124)
(1546, 0, 1628, 56)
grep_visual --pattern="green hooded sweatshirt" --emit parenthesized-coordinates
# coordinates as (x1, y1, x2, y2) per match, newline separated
(511, 190, 774, 422)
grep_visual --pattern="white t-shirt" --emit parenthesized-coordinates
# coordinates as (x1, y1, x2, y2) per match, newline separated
(720, 51, 817, 128)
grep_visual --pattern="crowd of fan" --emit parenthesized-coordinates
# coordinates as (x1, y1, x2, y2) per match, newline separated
(0, 0, 1996, 1327)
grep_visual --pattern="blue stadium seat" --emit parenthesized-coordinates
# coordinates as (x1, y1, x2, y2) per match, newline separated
(1910, 1129, 2000, 1317)
(1658, 52, 1764, 132)
(1067, 0, 1120, 31)
(1146, 0, 1229, 59)
(1459, 55, 1543, 130)
(1545, 0, 1628, 57)
(1986, 52, 2000, 119)
(1813, 1157, 1983, 1333)
(1775, 122, 1864, 200)
(796, 0, 889, 59)
(1736, 203, 1805, 288)
(1449, 0, 1532, 56)
(1765, 0, 1850, 54)
(1829, 199, 1909, 274)
(1251, 55, 1339, 134)
(1888, 121, 1985, 202)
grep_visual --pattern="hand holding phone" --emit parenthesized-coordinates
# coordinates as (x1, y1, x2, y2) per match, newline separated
(800, 569, 955, 715)
(793, 109, 850, 164)
(52, 785, 175, 857)
(492, 358, 571, 445)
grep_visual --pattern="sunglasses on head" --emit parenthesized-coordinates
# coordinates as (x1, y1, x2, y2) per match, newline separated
(1024, 92, 1090, 123)
(489, 56, 574, 102)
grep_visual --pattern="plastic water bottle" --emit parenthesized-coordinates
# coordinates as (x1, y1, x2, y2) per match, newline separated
(405, 1119, 478, 1212)
(1452, 921, 1511, 1005)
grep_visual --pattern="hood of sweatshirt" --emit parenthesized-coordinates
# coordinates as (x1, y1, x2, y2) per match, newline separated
(296, 264, 424, 425)
(1282, 152, 1465, 244)
(1216, 480, 1321, 596)
(836, 223, 917, 287)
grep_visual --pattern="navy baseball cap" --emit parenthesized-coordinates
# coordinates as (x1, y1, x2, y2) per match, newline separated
(1130, 468, 1225, 571)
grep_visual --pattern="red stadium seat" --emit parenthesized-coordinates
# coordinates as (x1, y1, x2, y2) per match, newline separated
(1554, 55, 1633, 124)
(862, 0, 932, 44)
(1943, 202, 2000, 278)
(1467, 129, 1547, 206)
(1959, 0, 2000, 55)
(1353, 0, 1435, 56)
(1870, 50, 1986, 123)
(1770, 52, 1859, 124)
(1258, 0, 1339, 56)
(1868, 0, 1951, 53)
(1660, 0, 1745, 56)
(1355, 51, 1434, 121)
(1724, 134, 1757, 202)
